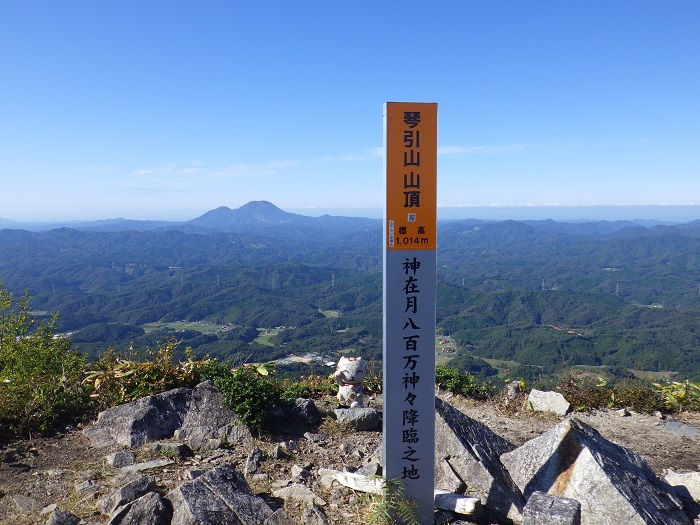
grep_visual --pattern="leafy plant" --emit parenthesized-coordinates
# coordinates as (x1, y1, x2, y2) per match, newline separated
(611, 378, 666, 413)
(204, 361, 282, 431)
(358, 477, 419, 525)
(83, 342, 208, 409)
(556, 371, 700, 414)
(282, 374, 337, 400)
(0, 285, 86, 435)
(556, 372, 613, 411)
(363, 359, 383, 394)
(652, 380, 700, 412)
(435, 365, 494, 400)
(281, 382, 311, 399)
(281, 381, 312, 400)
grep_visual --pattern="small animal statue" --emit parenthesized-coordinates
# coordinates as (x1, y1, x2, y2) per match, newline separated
(334, 356, 366, 408)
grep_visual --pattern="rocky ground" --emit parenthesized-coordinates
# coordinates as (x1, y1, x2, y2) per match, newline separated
(1, 392, 699, 524)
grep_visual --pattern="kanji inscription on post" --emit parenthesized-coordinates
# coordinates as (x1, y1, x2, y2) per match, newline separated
(383, 102, 437, 524)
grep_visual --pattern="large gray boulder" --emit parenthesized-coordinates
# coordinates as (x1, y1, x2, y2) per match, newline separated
(108, 491, 172, 525)
(434, 396, 525, 523)
(84, 382, 251, 451)
(289, 398, 322, 425)
(167, 464, 273, 525)
(84, 387, 191, 448)
(174, 381, 251, 450)
(501, 417, 690, 525)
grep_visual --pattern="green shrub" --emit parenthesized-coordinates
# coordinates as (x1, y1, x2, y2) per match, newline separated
(555, 372, 697, 414)
(653, 380, 700, 412)
(204, 362, 282, 431)
(281, 381, 312, 400)
(435, 365, 494, 400)
(0, 286, 86, 435)
(556, 372, 613, 411)
(611, 378, 666, 413)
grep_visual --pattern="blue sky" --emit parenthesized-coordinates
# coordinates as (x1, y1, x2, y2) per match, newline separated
(2, 1, 699, 222)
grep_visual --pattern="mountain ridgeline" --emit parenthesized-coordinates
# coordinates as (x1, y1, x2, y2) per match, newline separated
(1, 201, 699, 380)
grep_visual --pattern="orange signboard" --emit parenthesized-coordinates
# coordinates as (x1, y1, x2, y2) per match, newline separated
(385, 102, 437, 251)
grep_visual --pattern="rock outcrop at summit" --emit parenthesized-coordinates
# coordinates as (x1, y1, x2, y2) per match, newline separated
(500, 417, 691, 525)
(5, 384, 698, 525)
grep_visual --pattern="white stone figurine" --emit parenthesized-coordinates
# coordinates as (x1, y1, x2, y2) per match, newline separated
(333, 356, 366, 408)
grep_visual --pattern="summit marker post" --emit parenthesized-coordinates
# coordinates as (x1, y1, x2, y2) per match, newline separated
(383, 102, 437, 523)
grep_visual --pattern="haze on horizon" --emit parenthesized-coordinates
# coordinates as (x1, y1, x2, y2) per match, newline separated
(2, 2, 699, 223)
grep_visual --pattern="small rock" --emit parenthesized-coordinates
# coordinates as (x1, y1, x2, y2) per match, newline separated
(527, 389, 571, 416)
(317, 469, 340, 490)
(355, 462, 380, 477)
(504, 380, 524, 399)
(616, 408, 631, 417)
(185, 468, 204, 479)
(434, 491, 482, 517)
(304, 432, 327, 443)
(11, 494, 43, 514)
(301, 503, 328, 525)
(45, 469, 69, 477)
(106, 451, 136, 468)
(150, 441, 193, 458)
(272, 483, 327, 507)
(271, 444, 287, 459)
(334, 408, 380, 431)
(46, 509, 79, 525)
(281, 440, 297, 453)
(119, 459, 174, 472)
(75, 479, 100, 496)
(665, 469, 700, 503)
(291, 464, 311, 481)
(245, 447, 266, 476)
(250, 473, 269, 484)
(96, 474, 156, 515)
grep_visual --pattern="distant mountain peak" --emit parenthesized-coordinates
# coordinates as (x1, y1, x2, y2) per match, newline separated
(237, 201, 293, 222)
(188, 201, 301, 229)
(238, 200, 281, 212)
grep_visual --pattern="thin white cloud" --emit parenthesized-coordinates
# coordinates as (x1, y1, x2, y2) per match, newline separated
(129, 160, 298, 182)
(438, 144, 536, 155)
(177, 167, 205, 175)
(320, 147, 383, 162)
(122, 187, 192, 195)
(208, 160, 299, 178)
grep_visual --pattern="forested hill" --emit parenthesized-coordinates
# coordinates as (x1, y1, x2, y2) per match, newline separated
(1, 201, 699, 380)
